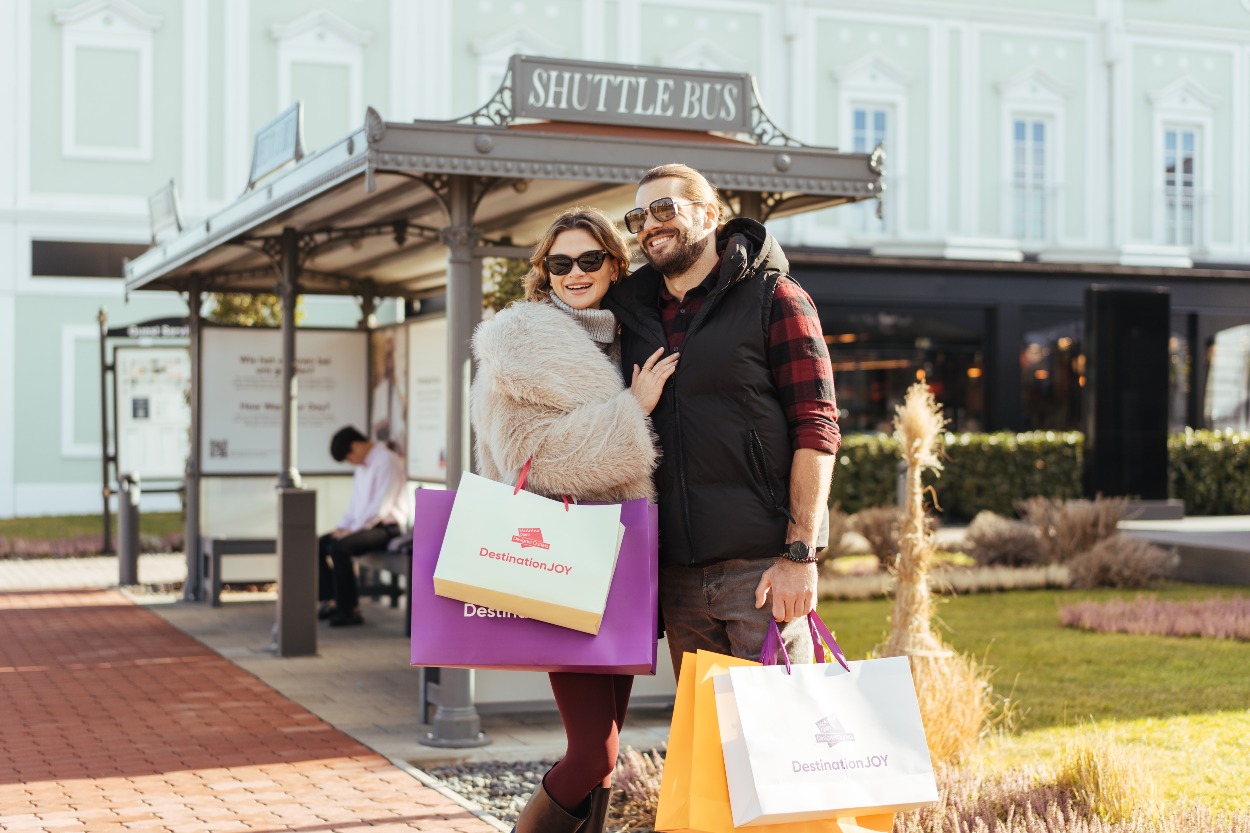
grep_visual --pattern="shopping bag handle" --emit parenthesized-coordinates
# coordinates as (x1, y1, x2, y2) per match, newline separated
(513, 457, 572, 511)
(760, 613, 851, 674)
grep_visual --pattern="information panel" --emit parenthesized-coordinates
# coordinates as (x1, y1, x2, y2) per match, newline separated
(201, 327, 368, 475)
(407, 317, 448, 482)
(114, 346, 191, 481)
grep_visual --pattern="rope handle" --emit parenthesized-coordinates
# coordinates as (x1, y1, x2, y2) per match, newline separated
(512, 457, 572, 512)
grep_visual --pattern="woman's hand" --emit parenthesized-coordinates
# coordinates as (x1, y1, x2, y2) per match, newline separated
(630, 347, 679, 414)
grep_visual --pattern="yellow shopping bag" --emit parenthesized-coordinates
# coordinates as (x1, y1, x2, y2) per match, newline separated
(656, 650, 894, 833)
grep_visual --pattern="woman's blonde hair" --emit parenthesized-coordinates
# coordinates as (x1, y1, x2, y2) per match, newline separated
(523, 206, 632, 302)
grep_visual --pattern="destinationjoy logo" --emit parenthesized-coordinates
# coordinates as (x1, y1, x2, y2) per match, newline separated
(511, 527, 551, 549)
(815, 713, 856, 747)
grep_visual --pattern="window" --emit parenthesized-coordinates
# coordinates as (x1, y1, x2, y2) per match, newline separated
(1162, 126, 1198, 247)
(1012, 117, 1050, 242)
(849, 105, 891, 233)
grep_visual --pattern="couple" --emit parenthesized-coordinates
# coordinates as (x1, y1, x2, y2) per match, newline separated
(471, 163, 841, 833)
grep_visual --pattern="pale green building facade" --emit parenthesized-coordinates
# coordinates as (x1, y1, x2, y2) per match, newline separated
(3, 0, 1250, 517)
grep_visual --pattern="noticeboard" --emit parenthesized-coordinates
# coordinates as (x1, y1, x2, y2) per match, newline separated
(114, 346, 191, 481)
(406, 317, 448, 483)
(200, 327, 367, 475)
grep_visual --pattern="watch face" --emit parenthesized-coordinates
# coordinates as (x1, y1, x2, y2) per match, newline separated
(787, 541, 811, 558)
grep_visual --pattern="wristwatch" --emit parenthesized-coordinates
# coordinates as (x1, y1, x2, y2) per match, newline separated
(779, 540, 819, 563)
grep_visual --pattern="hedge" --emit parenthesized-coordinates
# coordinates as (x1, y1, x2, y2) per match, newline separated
(829, 429, 1249, 519)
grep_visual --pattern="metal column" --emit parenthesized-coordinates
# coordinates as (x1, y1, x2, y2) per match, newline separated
(183, 282, 203, 601)
(97, 309, 114, 555)
(275, 227, 317, 656)
(423, 175, 488, 748)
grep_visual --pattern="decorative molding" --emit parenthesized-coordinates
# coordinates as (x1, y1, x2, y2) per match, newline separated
(56, 0, 160, 162)
(271, 10, 369, 150)
(1147, 76, 1222, 111)
(470, 24, 560, 59)
(994, 66, 1072, 102)
(471, 25, 563, 103)
(54, 0, 161, 31)
(664, 38, 746, 73)
(269, 9, 372, 46)
(831, 52, 915, 91)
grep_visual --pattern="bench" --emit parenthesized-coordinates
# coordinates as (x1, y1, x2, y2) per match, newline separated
(201, 535, 412, 635)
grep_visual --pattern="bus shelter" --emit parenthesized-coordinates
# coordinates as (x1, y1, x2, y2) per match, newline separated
(124, 55, 883, 746)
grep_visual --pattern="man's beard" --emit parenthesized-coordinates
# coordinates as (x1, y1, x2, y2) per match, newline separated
(641, 223, 710, 276)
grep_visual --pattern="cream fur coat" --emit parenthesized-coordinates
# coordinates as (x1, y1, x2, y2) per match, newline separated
(470, 301, 658, 503)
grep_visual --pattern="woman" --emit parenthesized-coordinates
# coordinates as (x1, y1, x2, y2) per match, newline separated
(470, 207, 677, 833)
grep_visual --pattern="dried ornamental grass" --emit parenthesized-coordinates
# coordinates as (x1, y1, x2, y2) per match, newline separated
(1054, 726, 1157, 823)
(1060, 594, 1250, 640)
(884, 382, 947, 658)
(1065, 536, 1179, 589)
(848, 505, 901, 570)
(1017, 497, 1128, 564)
(908, 651, 997, 765)
(609, 747, 664, 832)
(965, 510, 1047, 567)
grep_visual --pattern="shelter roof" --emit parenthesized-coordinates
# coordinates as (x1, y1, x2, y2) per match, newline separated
(126, 56, 883, 298)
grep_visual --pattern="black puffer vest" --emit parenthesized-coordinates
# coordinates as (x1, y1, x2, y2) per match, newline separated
(606, 218, 793, 566)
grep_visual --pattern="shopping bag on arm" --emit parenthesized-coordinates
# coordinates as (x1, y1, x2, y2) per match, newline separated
(432, 466, 624, 634)
(655, 647, 894, 833)
(719, 617, 938, 824)
(410, 489, 658, 673)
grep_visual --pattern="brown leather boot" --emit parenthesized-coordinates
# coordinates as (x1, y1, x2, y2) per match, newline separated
(577, 785, 611, 833)
(510, 780, 588, 833)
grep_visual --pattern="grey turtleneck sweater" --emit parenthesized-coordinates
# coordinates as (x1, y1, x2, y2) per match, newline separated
(548, 295, 622, 374)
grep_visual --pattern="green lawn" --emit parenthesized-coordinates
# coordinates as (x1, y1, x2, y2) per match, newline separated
(817, 585, 1250, 810)
(0, 512, 183, 541)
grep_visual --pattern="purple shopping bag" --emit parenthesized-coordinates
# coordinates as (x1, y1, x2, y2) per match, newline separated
(409, 489, 658, 674)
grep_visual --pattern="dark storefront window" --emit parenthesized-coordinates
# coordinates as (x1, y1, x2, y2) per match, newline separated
(1020, 314, 1083, 431)
(823, 308, 986, 434)
(1168, 320, 1192, 433)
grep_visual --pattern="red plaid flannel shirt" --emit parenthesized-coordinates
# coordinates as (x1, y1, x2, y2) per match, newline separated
(657, 265, 841, 454)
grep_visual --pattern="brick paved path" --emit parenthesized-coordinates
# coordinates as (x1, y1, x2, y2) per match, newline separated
(0, 589, 496, 833)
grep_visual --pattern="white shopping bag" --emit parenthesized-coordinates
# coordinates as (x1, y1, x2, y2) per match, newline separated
(716, 657, 938, 825)
(432, 471, 624, 634)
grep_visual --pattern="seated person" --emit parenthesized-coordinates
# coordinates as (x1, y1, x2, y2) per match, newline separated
(318, 425, 412, 626)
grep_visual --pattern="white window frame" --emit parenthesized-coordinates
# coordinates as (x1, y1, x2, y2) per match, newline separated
(270, 10, 372, 147)
(833, 53, 912, 241)
(1149, 78, 1218, 254)
(1008, 115, 1053, 244)
(55, 0, 162, 162)
(471, 26, 563, 104)
(995, 68, 1067, 249)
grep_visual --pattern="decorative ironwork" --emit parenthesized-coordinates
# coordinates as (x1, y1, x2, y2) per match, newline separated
(748, 78, 802, 147)
(451, 69, 515, 127)
(439, 226, 481, 249)
(365, 106, 387, 143)
(869, 142, 885, 174)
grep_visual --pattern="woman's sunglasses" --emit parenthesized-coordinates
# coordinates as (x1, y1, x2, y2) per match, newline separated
(623, 197, 705, 234)
(544, 249, 609, 276)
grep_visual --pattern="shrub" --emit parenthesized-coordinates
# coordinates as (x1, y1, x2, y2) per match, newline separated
(1170, 430, 1250, 515)
(1060, 595, 1249, 640)
(1018, 497, 1126, 564)
(1066, 536, 1179, 589)
(830, 430, 1250, 519)
(848, 506, 900, 571)
(965, 510, 1046, 566)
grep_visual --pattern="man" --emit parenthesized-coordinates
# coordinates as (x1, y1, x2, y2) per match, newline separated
(318, 425, 412, 627)
(605, 163, 840, 676)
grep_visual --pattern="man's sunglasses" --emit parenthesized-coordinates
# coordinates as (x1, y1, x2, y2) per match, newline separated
(543, 249, 610, 276)
(624, 197, 705, 234)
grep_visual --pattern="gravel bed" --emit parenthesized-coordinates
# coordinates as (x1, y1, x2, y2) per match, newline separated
(426, 759, 557, 825)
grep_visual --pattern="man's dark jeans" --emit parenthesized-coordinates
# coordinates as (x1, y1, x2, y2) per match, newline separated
(317, 524, 399, 613)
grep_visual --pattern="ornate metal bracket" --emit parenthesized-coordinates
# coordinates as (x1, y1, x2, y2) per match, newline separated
(748, 78, 802, 147)
(450, 68, 515, 127)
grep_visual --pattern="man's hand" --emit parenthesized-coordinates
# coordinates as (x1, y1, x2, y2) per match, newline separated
(754, 558, 818, 621)
(330, 527, 351, 540)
